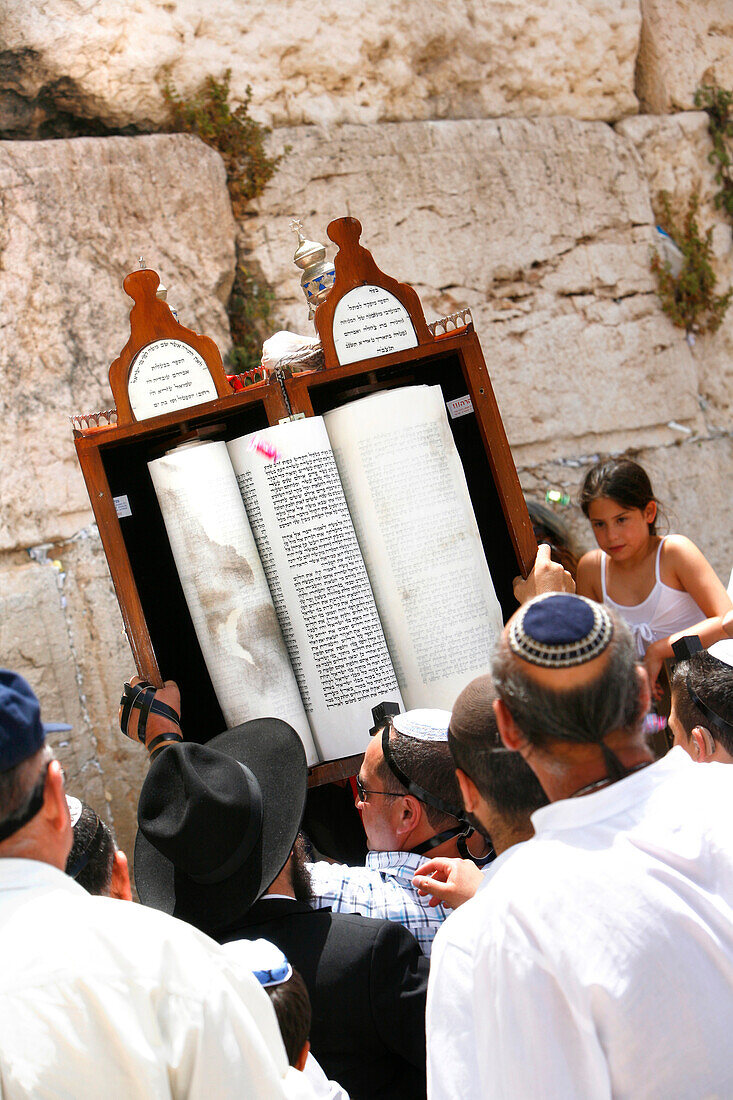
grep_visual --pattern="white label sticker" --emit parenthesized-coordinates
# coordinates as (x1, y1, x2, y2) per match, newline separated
(114, 494, 132, 519)
(446, 395, 474, 419)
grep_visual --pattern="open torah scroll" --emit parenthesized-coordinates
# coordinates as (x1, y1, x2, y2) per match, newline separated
(148, 386, 503, 765)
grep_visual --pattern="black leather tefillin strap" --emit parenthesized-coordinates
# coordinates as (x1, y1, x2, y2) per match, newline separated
(119, 681, 183, 756)
(378, 722, 472, 858)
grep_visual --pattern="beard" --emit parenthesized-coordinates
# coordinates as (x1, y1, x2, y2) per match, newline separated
(290, 832, 314, 903)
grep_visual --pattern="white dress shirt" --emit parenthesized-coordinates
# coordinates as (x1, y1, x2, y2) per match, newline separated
(0, 858, 317, 1099)
(425, 847, 522, 1100)
(471, 748, 733, 1099)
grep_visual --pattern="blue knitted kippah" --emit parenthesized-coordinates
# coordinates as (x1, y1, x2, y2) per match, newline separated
(508, 594, 614, 668)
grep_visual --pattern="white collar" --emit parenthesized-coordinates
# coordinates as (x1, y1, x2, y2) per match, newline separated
(0, 857, 80, 892)
(530, 747, 692, 834)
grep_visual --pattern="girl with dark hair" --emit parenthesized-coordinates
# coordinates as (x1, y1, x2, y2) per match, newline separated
(576, 457, 732, 693)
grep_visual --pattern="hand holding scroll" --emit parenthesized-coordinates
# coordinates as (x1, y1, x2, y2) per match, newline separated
(513, 543, 575, 605)
(119, 677, 183, 758)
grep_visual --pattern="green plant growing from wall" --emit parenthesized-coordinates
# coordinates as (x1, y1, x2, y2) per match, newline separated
(694, 84, 733, 223)
(164, 70, 286, 371)
(650, 190, 732, 335)
(163, 70, 283, 216)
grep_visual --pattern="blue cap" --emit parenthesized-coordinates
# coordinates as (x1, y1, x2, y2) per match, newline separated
(508, 594, 614, 668)
(225, 938, 293, 987)
(0, 670, 72, 773)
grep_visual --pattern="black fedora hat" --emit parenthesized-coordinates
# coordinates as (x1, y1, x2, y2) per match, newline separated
(134, 718, 307, 933)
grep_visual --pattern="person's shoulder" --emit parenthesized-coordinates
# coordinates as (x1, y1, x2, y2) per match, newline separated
(660, 533, 705, 567)
(308, 859, 360, 884)
(661, 532, 697, 553)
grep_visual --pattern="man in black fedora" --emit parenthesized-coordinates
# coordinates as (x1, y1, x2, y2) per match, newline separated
(135, 718, 429, 1100)
(0, 670, 309, 1099)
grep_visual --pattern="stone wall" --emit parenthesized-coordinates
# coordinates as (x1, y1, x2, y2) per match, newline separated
(0, 133, 236, 857)
(1, 0, 640, 136)
(0, 2, 732, 863)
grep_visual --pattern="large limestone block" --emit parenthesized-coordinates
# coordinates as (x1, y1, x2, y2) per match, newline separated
(0, 0, 640, 136)
(0, 134, 235, 552)
(248, 117, 700, 458)
(54, 531, 147, 864)
(518, 434, 733, 584)
(636, 1, 733, 114)
(0, 559, 107, 811)
(0, 540, 146, 862)
(616, 113, 733, 425)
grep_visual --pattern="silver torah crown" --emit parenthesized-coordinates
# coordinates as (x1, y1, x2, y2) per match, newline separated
(290, 219, 335, 320)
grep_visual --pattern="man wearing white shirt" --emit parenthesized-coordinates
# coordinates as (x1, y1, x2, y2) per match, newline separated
(414, 672, 548, 1100)
(0, 668, 315, 1100)
(459, 594, 733, 1100)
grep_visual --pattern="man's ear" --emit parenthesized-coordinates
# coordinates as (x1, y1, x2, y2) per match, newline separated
(394, 794, 422, 839)
(455, 768, 480, 815)
(294, 1040, 310, 1073)
(110, 849, 133, 901)
(43, 760, 70, 836)
(690, 726, 716, 762)
(493, 698, 524, 753)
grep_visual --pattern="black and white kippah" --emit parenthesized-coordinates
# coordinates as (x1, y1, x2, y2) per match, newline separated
(508, 594, 614, 668)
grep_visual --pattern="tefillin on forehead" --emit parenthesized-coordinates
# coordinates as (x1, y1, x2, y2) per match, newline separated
(508, 594, 614, 668)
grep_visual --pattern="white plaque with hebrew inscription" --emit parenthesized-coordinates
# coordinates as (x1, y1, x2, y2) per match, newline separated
(332, 285, 418, 366)
(128, 339, 218, 421)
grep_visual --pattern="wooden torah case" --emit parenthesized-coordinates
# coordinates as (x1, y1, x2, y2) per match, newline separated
(73, 228, 536, 788)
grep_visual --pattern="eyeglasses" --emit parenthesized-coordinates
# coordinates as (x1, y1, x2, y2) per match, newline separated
(355, 774, 402, 803)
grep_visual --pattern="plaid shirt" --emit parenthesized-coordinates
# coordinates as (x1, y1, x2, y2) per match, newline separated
(307, 850, 449, 956)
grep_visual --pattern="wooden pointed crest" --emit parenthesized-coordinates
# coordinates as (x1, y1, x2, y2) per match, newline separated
(109, 267, 231, 426)
(314, 218, 432, 369)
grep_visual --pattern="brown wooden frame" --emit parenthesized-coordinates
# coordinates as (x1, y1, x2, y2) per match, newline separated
(74, 229, 536, 788)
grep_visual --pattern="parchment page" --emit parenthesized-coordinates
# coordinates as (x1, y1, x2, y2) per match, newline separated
(148, 441, 318, 765)
(227, 418, 403, 762)
(323, 385, 504, 710)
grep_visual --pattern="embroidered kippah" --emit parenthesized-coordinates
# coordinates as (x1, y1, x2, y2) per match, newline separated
(508, 594, 614, 668)
(392, 709, 451, 742)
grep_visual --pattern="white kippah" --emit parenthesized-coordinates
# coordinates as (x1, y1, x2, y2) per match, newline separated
(709, 639, 733, 670)
(392, 709, 451, 742)
(224, 937, 292, 988)
(66, 796, 83, 827)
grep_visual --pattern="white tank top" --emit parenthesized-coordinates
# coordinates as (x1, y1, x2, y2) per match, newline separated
(601, 537, 706, 657)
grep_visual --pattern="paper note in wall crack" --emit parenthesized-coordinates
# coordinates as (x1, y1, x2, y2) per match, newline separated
(147, 440, 318, 765)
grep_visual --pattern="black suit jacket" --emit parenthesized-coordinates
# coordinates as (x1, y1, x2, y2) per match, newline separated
(224, 898, 428, 1100)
